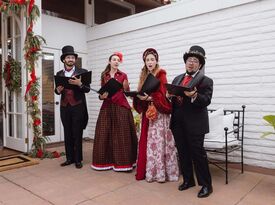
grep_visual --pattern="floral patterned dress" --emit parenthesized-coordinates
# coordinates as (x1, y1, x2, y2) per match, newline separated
(146, 112, 179, 182)
(134, 69, 179, 182)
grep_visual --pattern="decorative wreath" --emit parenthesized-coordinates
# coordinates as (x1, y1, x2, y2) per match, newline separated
(0, 0, 63, 159)
(2, 57, 21, 92)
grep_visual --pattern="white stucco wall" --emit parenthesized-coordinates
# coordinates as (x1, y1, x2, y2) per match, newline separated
(86, 0, 275, 169)
(41, 14, 90, 138)
(42, 14, 87, 54)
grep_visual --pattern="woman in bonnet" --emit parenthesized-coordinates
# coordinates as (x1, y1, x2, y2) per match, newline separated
(133, 48, 179, 182)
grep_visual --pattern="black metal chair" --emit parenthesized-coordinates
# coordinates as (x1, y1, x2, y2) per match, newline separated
(205, 105, 246, 184)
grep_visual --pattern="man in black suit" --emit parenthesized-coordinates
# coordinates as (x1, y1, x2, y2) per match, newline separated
(170, 45, 213, 198)
(55, 45, 90, 169)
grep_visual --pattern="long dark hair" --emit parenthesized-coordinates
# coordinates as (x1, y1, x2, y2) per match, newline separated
(101, 54, 117, 85)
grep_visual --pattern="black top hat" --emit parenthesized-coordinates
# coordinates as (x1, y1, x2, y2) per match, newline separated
(183, 45, 206, 69)
(60, 45, 78, 62)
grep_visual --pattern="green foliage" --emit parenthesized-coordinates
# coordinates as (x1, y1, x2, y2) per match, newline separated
(2, 57, 21, 92)
(0, 1, 23, 14)
(262, 115, 275, 138)
(132, 108, 141, 133)
(0, 0, 55, 158)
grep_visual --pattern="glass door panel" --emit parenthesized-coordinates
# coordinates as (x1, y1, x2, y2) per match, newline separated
(42, 53, 55, 136)
(42, 50, 61, 142)
(2, 14, 26, 152)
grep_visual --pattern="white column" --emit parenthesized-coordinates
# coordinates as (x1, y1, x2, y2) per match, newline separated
(26, 0, 42, 152)
(85, 0, 93, 26)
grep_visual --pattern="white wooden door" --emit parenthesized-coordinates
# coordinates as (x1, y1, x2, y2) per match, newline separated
(1, 13, 27, 152)
(42, 48, 87, 143)
(42, 49, 62, 143)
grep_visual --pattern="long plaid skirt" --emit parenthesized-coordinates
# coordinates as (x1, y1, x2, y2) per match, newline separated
(91, 103, 137, 171)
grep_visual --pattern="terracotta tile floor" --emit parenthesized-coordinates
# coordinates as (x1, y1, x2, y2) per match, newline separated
(0, 141, 275, 205)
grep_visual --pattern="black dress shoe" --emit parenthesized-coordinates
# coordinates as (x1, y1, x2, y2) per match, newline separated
(75, 162, 83, 169)
(197, 186, 213, 198)
(178, 181, 196, 191)
(60, 160, 74, 167)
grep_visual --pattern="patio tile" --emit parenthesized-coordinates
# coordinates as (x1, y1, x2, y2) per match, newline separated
(0, 176, 7, 184)
(26, 181, 88, 205)
(1, 169, 32, 180)
(77, 200, 103, 205)
(0, 179, 50, 204)
(237, 175, 275, 205)
(0, 141, 274, 205)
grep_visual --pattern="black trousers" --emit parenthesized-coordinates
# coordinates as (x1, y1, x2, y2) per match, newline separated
(61, 103, 85, 163)
(172, 124, 212, 187)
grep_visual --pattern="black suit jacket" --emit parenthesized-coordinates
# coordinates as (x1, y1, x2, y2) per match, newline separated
(54, 67, 90, 129)
(170, 71, 213, 135)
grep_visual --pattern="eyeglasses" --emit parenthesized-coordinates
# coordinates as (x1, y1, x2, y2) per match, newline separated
(186, 58, 200, 64)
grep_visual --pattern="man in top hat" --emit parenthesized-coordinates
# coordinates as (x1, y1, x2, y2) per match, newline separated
(170, 45, 213, 197)
(55, 45, 90, 169)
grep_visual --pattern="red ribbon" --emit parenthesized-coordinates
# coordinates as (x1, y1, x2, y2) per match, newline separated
(36, 149, 43, 158)
(18, 0, 26, 5)
(27, 21, 33, 33)
(25, 68, 36, 96)
(26, 0, 35, 33)
(28, 0, 34, 15)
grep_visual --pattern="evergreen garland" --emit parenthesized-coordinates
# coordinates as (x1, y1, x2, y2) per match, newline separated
(0, 0, 63, 158)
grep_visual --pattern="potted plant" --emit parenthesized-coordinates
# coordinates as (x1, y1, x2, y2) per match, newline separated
(262, 115, 275, 138)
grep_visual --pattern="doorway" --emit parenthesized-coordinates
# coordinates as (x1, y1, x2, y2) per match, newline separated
(42, 50, 62, 143)
(0, 13, 28, 153)
(41, 48, 86, 144)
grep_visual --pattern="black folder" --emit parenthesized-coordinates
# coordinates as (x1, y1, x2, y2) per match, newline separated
(165, 83, 194, 97)
(54, 71, 92, 89)
(98, 78, 123, 98)
(124, 91, 140, 97)
(124, 73, 160, 97)
(165, 71, 205, 97)
(141, 73, 160, 94)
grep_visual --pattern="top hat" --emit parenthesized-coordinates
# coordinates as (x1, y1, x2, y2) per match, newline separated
(143, 48, 159, 62)
(183, 45, 206, 68)
(60, 45, 78, 62)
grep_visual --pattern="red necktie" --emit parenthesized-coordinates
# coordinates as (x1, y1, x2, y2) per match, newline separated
(182, 75, 192, 86)
(176, 75, 192, 105)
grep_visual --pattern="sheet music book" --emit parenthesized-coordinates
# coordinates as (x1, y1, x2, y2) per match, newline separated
(165, 83, 194, 97)
(98, 78, 123, 98)
(124, 73, 160, 97)
(124, 91, 141, 97)
(54, 71, 92, 89)
(140, 73, 160, 94)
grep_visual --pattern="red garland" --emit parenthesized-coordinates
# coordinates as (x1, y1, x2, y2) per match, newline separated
(25, 68, 36, 96)
(27, 0, 35, 33)
(9, 0, 26, 5)
(52, 151, 61, 158)
(36, 149, 43, 158)
(27, 21, 33, 33)
(31, 95, 37, 101)
(28, 0, 34, 15)
(25, 0, 37, 97)
(33, 118, 41, 126)
(1, 0, 59, 159)
(17, 0, 26, 5)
